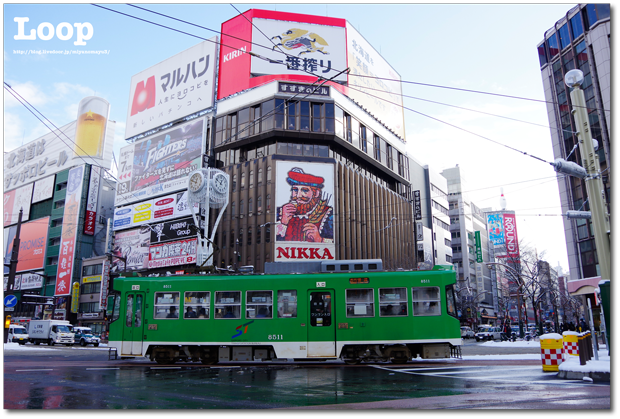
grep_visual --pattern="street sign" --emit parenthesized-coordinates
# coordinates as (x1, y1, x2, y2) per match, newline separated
(4, 295, 17, 308)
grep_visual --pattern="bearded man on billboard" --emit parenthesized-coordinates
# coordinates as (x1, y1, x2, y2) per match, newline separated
(276, 168, 333, 243)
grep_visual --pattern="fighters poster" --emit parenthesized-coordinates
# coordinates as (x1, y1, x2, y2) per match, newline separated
(115, 118, 205, 205)
(274, 161, 335, 261)
(55, 165, 85, 296)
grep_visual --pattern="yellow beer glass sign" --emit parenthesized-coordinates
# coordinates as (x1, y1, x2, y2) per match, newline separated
(74, 96, 109, 158)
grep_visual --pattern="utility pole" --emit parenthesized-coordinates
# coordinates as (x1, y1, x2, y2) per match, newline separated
(564, 69, 611, 281)
(4, 209, 23, 343)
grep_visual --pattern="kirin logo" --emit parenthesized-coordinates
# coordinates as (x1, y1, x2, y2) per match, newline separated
(130, 76, 156, 116)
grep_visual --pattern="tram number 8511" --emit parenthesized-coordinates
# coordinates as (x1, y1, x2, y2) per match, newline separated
(268, 334, 284, 340)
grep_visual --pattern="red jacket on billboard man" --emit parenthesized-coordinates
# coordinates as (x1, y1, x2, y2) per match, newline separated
(276, 168, 333, 243)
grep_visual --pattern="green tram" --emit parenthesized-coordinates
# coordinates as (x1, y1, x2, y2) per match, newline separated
(107, 265, 461, 364)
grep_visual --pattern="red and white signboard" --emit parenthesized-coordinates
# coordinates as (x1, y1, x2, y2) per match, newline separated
(13, 216, 50, 272)
(3, 183, 33, 227)
(503, 213, 520, 259)
(148, 238, 197, 269)
(55, 165, 85, 296)
(125, 37, 218, 139)
(218, 9, 346, 100)
(84, 166, 101, 235)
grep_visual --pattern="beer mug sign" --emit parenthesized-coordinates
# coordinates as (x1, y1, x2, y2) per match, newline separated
(74, 96, 109, 158)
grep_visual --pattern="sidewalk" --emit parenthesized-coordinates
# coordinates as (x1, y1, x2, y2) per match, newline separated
(558, 346, 610, 382)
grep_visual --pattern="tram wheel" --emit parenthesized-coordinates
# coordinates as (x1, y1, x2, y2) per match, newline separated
(155, 357, 176, 365)
(391, 357, 408, 364)
(343, 358, 362, 365)
(200, 357, 218, 365)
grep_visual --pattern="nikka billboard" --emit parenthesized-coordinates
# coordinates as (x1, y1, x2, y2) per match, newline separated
(125, 37, 218, 139)
(274, 160, 335, 261)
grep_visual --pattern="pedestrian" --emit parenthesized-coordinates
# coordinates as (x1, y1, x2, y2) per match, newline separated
(579, 318, 587, 332)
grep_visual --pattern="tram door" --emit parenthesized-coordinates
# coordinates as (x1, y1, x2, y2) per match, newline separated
(121, 292, 145, 356)
(307, 290, 336, 357)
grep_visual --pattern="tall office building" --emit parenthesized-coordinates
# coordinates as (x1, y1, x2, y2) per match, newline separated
(441, 166, 496, 326)
(537, 4, 610, 281)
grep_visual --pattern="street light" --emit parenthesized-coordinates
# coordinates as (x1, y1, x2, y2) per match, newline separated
(564, 69, 611, 282)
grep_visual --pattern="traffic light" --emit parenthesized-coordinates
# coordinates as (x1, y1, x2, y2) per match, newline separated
(566, 210, 592, 219)
(5, 315, 11, 329)
(551, 159, 587, 179)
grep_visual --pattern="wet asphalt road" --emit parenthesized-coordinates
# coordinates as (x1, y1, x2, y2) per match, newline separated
(3, 341, 610, 409)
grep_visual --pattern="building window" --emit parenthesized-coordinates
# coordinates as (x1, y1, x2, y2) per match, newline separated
(247, 227, 252, 245)
(48, 256, 58, 265)
(248, 198, 253, 215)
(267, 166, 272, 182)
(324, 102, 335, 133)
(81, 282, 101, 294)
(360, 125, 367, 153)
(299, 101, 310, 131)
(238, 107, 250, 140)
(558, 23, 571, 50)
(231, 202, 235, 218)
(257, 168, 263, 184)
(266, 194, 271, 211)
(265, 225, 271, 243)
(230, 230, 235, 248)
(239, 200, 244, 216)
(83, 264, 103, 276)
(249, 170, 254, 188)
(232, 174, 237, 191)
(374, 135, 381, 162)
(49, 237, 61, 246)
(386, 145, 393, 169)
(51, 218, 63, 228)
(239, 228, 243, 246)
(241, 172, 246, 189)
(257, 196, 262, 213)
(54, 200, 65, 209)
(287, 101, 297, 130)
(222, 230, 226, 249)
(79, 302, 100, 313)
(311, 102, 322, 132)
(547, 32, 559, 58)
(257, 226, 262, 244)
(570, 12, 584, 39)
(345, 114, 352, 143)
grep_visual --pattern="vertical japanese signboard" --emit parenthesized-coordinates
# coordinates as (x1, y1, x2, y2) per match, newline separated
(84, 166, 101, 235)
(100, 259, 110, 310)
(71, 282, 80, 313)
(503, 213, 520, 259)
(413, 190, 422, 220)
(474, 231, 483, 263)
(55, 165, 85, 296)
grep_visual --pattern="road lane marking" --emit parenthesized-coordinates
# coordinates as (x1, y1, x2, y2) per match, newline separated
(16, 369, 53, 372)
(86, 368, 120, 370)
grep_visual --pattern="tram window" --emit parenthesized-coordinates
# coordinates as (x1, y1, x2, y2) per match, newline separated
(379, 287, 408, 316)
(277, 290, 297, 318)
(184, 291, 210, 319)
(354, 264, 363, 270)
(445, 286, 457, 318)
(246, 291, 273, 319)
(154, 292, 180, 319)
(110, 293, 121, 323)
(214, 291, 241, 319)
(346, 289, 374, 317)
(135, 295, 142, 327)
(309, 291, 332, 326)
(126, 295, 133, 327)
(368, 264, 378, 270)
(325, 265, 336, 271)
(340, 264, 350, 271)
(412, 287, 441, 316)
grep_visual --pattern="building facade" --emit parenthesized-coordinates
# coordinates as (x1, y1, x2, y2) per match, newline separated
(440, 166, 495, 326)
(537, 4, 610, 281)
(4, 112, 116, 324)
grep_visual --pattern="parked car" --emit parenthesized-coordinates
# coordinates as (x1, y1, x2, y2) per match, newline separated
(460, 326, 474, 339)
(72, 326, 100, 347)
(8, 324, 29, 345)
(475, 326, 501, 342)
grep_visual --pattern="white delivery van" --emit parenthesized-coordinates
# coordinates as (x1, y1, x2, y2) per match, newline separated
(8, 324, 29, 344)
(28, 320, 75, 346)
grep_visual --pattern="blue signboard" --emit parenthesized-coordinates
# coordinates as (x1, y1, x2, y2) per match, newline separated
(4, 294, 17, 308)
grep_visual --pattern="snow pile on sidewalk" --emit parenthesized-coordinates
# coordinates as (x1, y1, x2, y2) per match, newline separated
(559, 348, 610, 373)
